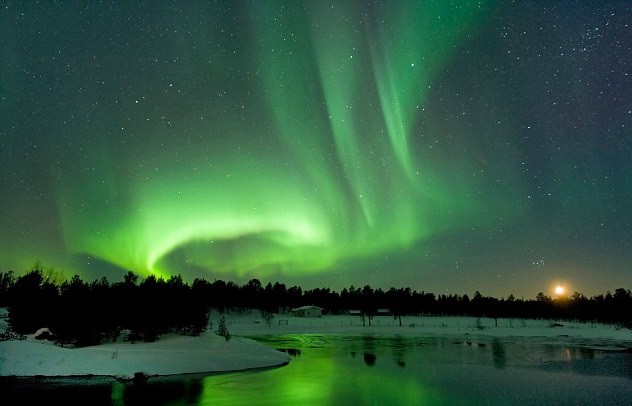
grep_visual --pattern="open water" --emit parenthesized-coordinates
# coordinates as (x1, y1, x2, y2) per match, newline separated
(1, 334, 630, 405)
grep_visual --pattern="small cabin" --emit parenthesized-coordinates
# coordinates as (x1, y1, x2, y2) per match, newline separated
(34, 327, 53, 340)
(290, 305, 323, 318)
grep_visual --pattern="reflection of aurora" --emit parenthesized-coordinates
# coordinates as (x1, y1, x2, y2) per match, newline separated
(193, 334, 632, 405)
(193, 334, 474, 404)
(198, 352, 451, 405)
(51, 0, 514, 279)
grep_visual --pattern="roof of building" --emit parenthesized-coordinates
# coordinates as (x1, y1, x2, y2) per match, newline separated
(290, 305, 323, 311)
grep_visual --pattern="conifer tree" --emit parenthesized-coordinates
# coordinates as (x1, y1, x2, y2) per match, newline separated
(215, 315, 231, 341)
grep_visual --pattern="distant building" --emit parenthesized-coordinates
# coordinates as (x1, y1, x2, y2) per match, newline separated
(376, 309, 392, 316)
(348, 310, 362, 316)
(290, 305, 323, 318)
(34, 327, 53, 340)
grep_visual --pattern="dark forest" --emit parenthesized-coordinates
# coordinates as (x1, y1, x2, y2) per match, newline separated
(0, 266, 630, 347)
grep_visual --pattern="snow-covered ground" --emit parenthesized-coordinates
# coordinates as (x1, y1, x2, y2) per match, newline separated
(1, 310, 630, 380)
(0, 315, 289, 379)
(220, 310, 632, 348)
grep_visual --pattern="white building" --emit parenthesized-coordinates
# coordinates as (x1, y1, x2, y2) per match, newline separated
(290, 305, 323, 318)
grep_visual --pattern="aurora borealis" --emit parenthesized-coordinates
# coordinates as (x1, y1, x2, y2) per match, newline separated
(1, 1, 630, 297)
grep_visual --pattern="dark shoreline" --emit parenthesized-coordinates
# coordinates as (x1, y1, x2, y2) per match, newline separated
(0, 360, 290, 388)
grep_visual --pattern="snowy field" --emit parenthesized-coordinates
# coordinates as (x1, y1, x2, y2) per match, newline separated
(1, 310, 630, 380)
(220, 310, 632, 348)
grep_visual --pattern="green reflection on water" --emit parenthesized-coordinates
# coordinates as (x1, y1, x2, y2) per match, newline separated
(112, 382, 124, 405)
(196, 335, 470, 405)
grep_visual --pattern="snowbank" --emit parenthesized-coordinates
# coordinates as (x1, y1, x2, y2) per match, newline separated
(0, 332, 289, 380)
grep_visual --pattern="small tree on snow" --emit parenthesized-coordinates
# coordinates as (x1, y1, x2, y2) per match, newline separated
(261, 310, 274, 327)
(215, 315, 231, 341)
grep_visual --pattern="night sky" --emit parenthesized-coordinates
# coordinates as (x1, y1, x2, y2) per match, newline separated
(1, 1, 630, 298)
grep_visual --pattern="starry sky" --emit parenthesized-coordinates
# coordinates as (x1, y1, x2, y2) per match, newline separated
(1, 1, 630, 298)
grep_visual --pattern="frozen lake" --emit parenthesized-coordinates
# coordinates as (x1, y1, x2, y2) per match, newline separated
(2, 334, 630, 405)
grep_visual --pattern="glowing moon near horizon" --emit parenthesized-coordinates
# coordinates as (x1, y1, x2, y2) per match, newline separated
(555, 285, 565, 296)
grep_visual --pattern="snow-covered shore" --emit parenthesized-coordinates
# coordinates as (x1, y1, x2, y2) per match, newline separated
(0, 322, 289, 380)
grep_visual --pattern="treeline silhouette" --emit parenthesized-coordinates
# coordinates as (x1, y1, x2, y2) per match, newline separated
(0, 267, 630, 346)
(0, 269, 208, 346)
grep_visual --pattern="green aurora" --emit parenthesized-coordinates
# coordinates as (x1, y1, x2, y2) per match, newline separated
(1, 1, 630, 297)
(9, 2, 503, 275)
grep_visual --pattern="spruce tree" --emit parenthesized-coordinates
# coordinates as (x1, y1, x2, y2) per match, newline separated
(215, 315, 231, 341)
